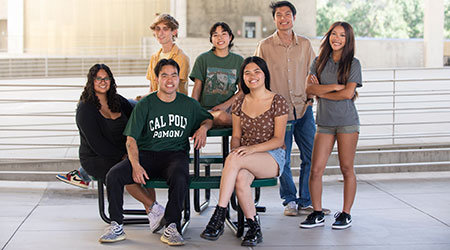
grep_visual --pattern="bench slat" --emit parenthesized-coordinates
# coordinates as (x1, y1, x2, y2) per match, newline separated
(143, 176, 277, 189)
(189, 155, 223, 164)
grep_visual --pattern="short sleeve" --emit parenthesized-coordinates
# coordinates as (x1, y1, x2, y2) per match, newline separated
(348, 58, 362, 88)
(189, 53, 206, 82)
(123, 99, 148, 140)
(231, 95, 244, 116)
(309, 57, 318, 76)
(272, 94, 289, 117)
(190, 98, 213, 136)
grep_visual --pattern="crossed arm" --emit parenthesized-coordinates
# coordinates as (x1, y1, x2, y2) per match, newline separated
(306, 74, 357, 101)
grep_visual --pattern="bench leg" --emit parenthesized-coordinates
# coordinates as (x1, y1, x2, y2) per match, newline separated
(181, 188, 191, 234)
(194, 164, 211, 213)
(224, 188, 268, 238)
(97, 179, 112, 224)
(97, 179, 149, 225)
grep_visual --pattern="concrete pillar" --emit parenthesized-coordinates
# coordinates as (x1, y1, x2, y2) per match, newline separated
(424, 0, 444, 68)
(7, 0, 23, 54)
(171, 0, 187, 38)
(291, 0, 316, 38)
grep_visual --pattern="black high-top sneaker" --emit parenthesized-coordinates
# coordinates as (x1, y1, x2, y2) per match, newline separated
(200, 205, 227, 240)
(241, 215, 263, 246)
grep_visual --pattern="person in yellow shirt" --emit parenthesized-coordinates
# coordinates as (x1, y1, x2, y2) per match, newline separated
(146, 14, 190, 95)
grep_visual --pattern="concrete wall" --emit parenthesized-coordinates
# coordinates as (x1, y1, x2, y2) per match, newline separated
(144, 37, 427, 69)
(186, 0, 276, 38)
(311, 38, 425, 69)
(186, 0, 317, 39)
(23, 0, 169, 55)
(0, 0, 7, 19)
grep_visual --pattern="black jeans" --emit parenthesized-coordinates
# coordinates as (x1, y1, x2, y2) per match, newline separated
(106, 150, 189, 230)
(80, 156, 121, 179)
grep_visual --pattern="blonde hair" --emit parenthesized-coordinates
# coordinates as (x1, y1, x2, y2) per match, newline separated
(150, 14, 179, 39)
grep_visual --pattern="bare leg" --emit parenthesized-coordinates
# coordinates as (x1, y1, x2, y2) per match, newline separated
(235, 169, 256, 218)
(309, 132, 335, 212)
(125, 184, 155, 214)
(336, 132, 359, 214)
(217, 152, 278, 208)
(210, 110, 232, 127)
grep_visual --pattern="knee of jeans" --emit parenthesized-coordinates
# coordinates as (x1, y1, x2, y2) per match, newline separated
(105, 167, 119, 185)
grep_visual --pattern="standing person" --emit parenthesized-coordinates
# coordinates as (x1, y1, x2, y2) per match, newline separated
(255, 1, 330, 216)
(190, 22, 244, 126)
(99, 59, 213, 245)
(200, 56, 288, 247)
(300, 22, 361, 230)
(146, 14, 190, 95)
(57, 64, 163, 229)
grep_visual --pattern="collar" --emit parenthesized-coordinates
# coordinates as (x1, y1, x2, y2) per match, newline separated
(273, 31, 299, 47)
(156, 44, 180, 58)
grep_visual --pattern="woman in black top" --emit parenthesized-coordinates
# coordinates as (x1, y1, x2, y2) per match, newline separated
(58, 64, 160, 218)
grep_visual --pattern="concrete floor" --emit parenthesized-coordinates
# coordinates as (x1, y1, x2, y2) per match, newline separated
(1, 171, 450, 250)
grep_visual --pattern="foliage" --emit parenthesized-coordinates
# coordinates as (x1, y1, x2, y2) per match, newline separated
(316, 0, 426, 38)
(445, 0, 450, 39)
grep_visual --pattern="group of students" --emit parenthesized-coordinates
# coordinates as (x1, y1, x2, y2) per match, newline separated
(55, 0, 362, 247)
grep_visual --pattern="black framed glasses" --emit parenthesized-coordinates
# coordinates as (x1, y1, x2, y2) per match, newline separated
(95, 77, 111, 82)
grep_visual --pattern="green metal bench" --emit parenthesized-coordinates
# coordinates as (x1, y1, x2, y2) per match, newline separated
(144, 175, 277, 237)
(95, 127, 278, 237)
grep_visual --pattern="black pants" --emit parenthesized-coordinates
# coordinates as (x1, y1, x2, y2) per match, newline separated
(106, 150, 189, 229)
(80, 156, 121, 179)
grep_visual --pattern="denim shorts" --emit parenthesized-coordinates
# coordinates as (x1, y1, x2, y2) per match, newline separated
(267, 148, 286, 176)
(317, 125, 360, 135)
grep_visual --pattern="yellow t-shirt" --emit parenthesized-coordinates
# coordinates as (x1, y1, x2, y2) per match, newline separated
(146, 44, 190, 95)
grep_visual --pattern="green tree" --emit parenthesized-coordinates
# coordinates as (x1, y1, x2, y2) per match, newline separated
(445, 0, 450, 39)
(316, 0, 424, 39)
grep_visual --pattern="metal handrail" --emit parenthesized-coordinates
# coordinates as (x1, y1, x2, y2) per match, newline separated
(0, 67, 449, 158)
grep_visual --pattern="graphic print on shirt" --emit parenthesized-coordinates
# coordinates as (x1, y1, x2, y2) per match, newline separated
(149, 113, 188, 139)
(204, 67, 237, 96)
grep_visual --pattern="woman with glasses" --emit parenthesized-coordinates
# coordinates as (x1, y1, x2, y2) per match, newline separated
(57, 64, 163, 231)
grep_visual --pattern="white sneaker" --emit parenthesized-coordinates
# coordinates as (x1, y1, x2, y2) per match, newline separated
(99, 221, 126, 243)
(148, 201, 165, 233)
(284, 201, 298, 216)
(160, 223, 185, 246)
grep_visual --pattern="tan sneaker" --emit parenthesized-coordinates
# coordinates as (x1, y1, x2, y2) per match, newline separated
(299, 205, 331, 215)
(284, 201, 298, 216)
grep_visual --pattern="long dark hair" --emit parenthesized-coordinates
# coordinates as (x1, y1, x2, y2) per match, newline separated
(239, 56, 271, 94)
(79, 64, 121, 112)
(316, 22, 355, 86)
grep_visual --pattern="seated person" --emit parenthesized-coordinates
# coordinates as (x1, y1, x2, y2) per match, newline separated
(56, 64, 162, 227)
(99, 59, 213, 246)
(190, 22, 244, 126)
(200, 57, 288, 246)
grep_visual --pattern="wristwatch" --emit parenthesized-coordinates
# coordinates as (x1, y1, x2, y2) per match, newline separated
(305, 98, 314, 104)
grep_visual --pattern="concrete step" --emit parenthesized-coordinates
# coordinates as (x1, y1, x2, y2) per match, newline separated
(1, 144, 449, 181)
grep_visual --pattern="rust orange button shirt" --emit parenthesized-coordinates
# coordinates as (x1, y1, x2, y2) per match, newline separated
(255, 32, 315, 121)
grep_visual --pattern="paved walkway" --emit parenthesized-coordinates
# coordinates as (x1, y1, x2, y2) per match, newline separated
(2, 171, 450, 250)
